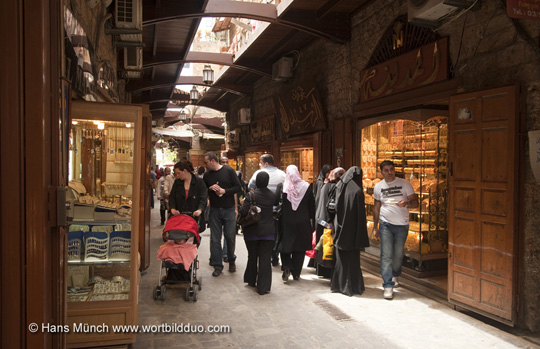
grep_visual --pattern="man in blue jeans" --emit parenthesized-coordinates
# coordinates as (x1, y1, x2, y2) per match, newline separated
(203, 152, 241, 277)
(372, 160, 418, 300)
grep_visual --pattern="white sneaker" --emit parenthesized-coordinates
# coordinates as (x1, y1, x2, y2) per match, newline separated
(392, 276, 399, 288)
(383, 287, 393, 300)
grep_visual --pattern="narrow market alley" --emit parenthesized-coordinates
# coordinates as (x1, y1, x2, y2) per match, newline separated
(133, 206, 539, 349)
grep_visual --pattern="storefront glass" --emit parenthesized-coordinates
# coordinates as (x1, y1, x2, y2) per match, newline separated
(360, 118, 448, 267)
(280, 148, 314, 183)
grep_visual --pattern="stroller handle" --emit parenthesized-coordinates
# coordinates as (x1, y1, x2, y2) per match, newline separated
(178, 212, 202, 227)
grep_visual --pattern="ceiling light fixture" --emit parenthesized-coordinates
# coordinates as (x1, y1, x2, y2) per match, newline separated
(179, 109, 187, 122)
(203, 64, 214, 85)
(190, 85, 199, 102)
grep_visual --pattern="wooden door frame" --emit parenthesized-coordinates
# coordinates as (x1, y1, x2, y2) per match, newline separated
(1, 0, 64, 347)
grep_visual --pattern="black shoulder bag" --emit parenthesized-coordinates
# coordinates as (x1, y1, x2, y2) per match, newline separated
(237, 192, 261, 228)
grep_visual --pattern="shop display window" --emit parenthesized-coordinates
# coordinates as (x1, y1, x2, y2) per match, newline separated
(66, 103, 141, 304)
(66, 101, 141, 346)
(245, 152, 264, 181)
(280, 148, 314, 183)
(361, 118, 448, 262)
(68, 117, 136, 303)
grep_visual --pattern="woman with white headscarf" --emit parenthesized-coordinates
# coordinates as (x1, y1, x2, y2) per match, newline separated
(275, 165, 315, 282)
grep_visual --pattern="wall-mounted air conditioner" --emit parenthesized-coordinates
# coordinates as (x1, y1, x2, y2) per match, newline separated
(238, 108, 251, 125)
(272, 57, 293, 81)
(124, 47, 142, 70)
(408, 0, 463, 27)
(116, 0, 142, 29)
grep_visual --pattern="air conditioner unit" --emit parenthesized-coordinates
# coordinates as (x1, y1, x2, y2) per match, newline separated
(124, 47, 142, 70)
(272, 57, 293, 81)
(238, 108, 251, 125)
(116, 0, 142, 29)
(408, 0, 461, 27)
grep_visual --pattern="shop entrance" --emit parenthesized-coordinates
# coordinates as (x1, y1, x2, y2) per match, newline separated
(356, 84, 519, 325)
(448, 85, 518, 324)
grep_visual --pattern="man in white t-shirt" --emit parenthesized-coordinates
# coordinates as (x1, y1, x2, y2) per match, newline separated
(373, 160, 419, 300)
(248, 154, 286, 266)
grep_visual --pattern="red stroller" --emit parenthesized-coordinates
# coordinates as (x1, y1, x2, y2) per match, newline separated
(153, 214, 202, 301)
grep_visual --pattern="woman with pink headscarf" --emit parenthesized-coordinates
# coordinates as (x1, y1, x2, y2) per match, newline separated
(275, 165, 315, 282)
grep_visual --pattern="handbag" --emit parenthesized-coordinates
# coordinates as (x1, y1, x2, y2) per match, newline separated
(237, 192, 261, 228)
(322, 227, 334, 261)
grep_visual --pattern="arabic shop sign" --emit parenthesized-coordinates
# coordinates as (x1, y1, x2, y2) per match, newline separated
(249, 115, 275, 145)
(360, 37, 448, 102)
(273, 82, 326, 138)
(507, 0, 540, 20)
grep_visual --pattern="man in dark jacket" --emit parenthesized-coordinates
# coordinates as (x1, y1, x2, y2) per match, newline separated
(331, 166, 370, 296)
(203, 152, 241, 277)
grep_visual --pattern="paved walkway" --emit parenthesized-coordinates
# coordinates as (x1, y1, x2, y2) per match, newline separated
(134, 206, 539, 349)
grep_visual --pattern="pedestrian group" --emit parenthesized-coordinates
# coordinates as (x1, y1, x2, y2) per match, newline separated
(161, 152, 418, 299)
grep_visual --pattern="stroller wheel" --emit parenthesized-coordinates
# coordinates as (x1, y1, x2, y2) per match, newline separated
(197, 277, 202, 291)
(160, 286, 166, 301)
(185, 286, 192, 301)
(192, 287, 199, 302)
(153, 286, 161, 300)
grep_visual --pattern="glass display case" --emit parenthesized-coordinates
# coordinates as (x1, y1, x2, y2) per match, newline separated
(361, 118, 448, 267)
(67, 101, 141, 347)
(280, 148, 314, 183)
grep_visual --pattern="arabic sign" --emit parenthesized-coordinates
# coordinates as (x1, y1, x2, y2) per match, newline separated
(249, 115, 274, 144)
(273, 82, 326, 138)
(507, 0, 540, 19)
(360, 37, 448, 102)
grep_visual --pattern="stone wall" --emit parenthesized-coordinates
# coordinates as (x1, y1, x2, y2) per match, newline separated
(66, 0, 121, 101)
(238, 0, 540, 332)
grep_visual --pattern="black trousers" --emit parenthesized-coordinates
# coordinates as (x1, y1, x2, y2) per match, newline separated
(281, 251, 305, 278)
(271, 220, 280, 265)
(244, 239, 274, 294)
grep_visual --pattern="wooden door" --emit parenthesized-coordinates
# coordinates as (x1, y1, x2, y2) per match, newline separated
(448, 85, 519, 323)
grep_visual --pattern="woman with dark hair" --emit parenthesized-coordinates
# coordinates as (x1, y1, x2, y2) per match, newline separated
(169, 160, 208, 232)
(197, 166, 206, 178)
(313, 164, 332, 203)
(277, 165, 315, 282)
(239, 171, 276, 295)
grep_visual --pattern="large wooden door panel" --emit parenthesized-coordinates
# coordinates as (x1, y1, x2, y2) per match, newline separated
(452, 217, 475, 269)
(453, 130, 477, 181)
(449, 85, 518, 324)
(482, 128, 508, 183)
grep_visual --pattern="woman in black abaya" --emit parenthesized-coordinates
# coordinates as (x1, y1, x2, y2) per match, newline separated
(330, 166, 370, 296)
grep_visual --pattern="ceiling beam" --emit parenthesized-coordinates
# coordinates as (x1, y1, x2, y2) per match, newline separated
(128, 75, 250, 95)
(142, 0, 349, 43)
(142, 51, 271, 77)
(317, 0, 344, 19)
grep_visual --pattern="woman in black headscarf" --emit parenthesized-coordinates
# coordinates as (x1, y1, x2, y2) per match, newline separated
(312, 167, 345, 277)
(308, 164, 333, 268)
(330, 166, 369, 296)
(313, 164, 332, 205)
(239, 171, 275, 295)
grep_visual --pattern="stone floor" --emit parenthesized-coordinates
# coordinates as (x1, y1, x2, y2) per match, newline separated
(133, 205, 540, 349)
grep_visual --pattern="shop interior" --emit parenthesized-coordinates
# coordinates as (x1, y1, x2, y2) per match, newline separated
(358, 109, 449, 294)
